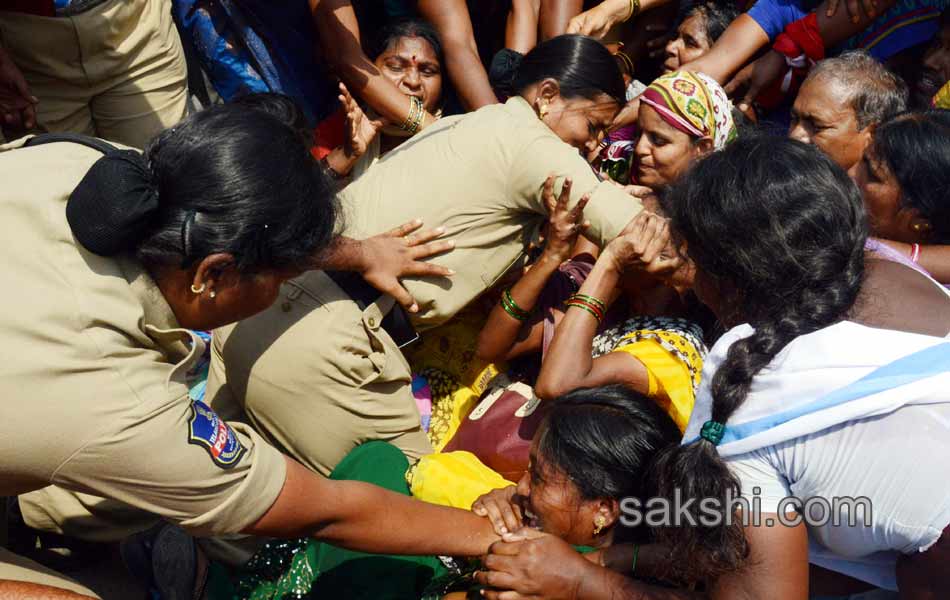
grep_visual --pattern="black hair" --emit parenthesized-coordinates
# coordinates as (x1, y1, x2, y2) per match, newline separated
(536, 385, 681, 542)
(366, 17, 444, 68)
(512, 34, 626, 105)
(871, 109, 950, 243)
(650, 137, 867, 583)
(139, 93, 337, 273)
(676, 0, 740, 44)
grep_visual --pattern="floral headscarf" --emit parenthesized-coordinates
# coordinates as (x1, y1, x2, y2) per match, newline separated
(640, 70, 737, 150)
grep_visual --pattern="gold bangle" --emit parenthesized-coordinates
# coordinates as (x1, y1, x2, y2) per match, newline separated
(623, 0, 640, 21)
(401, 96, 425, 135)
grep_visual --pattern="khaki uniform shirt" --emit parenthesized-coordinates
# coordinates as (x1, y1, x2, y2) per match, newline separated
(0, 138, 286, 537)
(337, 95, 643, 329)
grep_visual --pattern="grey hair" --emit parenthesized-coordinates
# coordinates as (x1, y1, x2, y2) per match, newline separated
(805, 51, 908, 129)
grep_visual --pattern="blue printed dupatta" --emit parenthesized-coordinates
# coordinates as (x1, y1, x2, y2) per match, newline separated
(683, 321, 950, 457)
(171, 0, 337, 124)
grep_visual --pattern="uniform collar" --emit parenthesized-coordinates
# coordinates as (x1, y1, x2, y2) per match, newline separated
(117, 256, 181, 332)
(505, 95, 540, 119)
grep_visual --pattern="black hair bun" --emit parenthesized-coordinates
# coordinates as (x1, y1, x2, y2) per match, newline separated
(67, 150, 160, 257)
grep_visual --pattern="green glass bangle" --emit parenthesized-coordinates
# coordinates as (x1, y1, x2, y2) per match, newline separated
(631, 544, 640, 574)
(501, 298, 529, 321)
(565, 300, 602, 323)
(570, 293, 607, 311)
(502, 289, 531, 320)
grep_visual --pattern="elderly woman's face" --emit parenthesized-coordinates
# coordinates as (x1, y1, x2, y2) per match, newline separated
(635, 102, 706, 189)
(664, 13, 712, 74)
(515, 442, 605, 546)
(789, 78, 871, 172)
(852, 148, 909, 242)
(375, 36, 443, 114)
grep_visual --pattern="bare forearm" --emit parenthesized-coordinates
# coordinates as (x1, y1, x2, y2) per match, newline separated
(443, 42, 497, 110)
(247, 457, 497, 556)
(0, 582, 94, 600)
(683, 14, 769, 83)
(535, 258, 619, 397)
(325, 147, 358, 177)
(507, 0, 541, 53)
(541, 0, 583, 39)
(419, 0, 497, 110)
(815, 0, 898, 47)
(477, 255, 561, 361)
(311, 0, 434, 125)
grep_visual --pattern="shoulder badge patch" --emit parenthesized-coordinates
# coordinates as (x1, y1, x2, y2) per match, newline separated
(187, 402, 247, 469)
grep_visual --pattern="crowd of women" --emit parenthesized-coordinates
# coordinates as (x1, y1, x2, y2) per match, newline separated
(1, 0, 949, 599)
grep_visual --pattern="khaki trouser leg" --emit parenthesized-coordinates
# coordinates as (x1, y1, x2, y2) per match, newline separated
(0, 547, 99, 598)
(0, 0, 187, 149)
(208, 273, 433, 477)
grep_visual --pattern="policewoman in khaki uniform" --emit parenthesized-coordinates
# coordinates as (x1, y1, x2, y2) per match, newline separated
(0, 96, 496, 597)
(208, 35, 648, 477)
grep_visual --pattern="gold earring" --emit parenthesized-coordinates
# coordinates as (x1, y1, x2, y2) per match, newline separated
(190, 283, 206, 294)
(539, 104, 549, 118)
(592, 514, 607, 535)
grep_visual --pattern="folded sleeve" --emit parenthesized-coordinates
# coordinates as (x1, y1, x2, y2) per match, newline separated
(52, 395, 287, 537)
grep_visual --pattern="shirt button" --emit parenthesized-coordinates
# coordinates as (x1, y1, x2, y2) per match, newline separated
(368, 317, 377, 328)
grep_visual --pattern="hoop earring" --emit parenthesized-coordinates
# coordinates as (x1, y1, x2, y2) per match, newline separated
(190, 283, 206, 295)
(592, 514, 607, 536)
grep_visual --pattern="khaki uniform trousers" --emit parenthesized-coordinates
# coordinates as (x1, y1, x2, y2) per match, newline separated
(207, 272, 433, 477)
(0, 547, 98, 598)
(0, 0, 188, 149)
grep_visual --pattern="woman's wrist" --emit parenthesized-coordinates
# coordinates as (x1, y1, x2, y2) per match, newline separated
(325, 148, 355, 177)
(605, 0, 635, 23)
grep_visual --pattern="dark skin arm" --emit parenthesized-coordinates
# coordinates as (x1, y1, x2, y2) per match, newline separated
(682, 14, 770, 84)
(0, 582, 95, 600)
(309, 0, 436, 127)
(476, 177, 588, 363)
(535, 212, 680, 400)
(418, 0, 497, 110)
(316, 220, 455, 313)
(506, 0, 541, 54)
(245, 455, 498, 557)
(711, 0, 899, 105)
(540, 0, 584, 41)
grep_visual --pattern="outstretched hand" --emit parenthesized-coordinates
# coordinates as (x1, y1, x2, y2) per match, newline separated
(340, 82, 385, 160)
(541, 176, 590, 264)
(359, 219, 455, 313)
